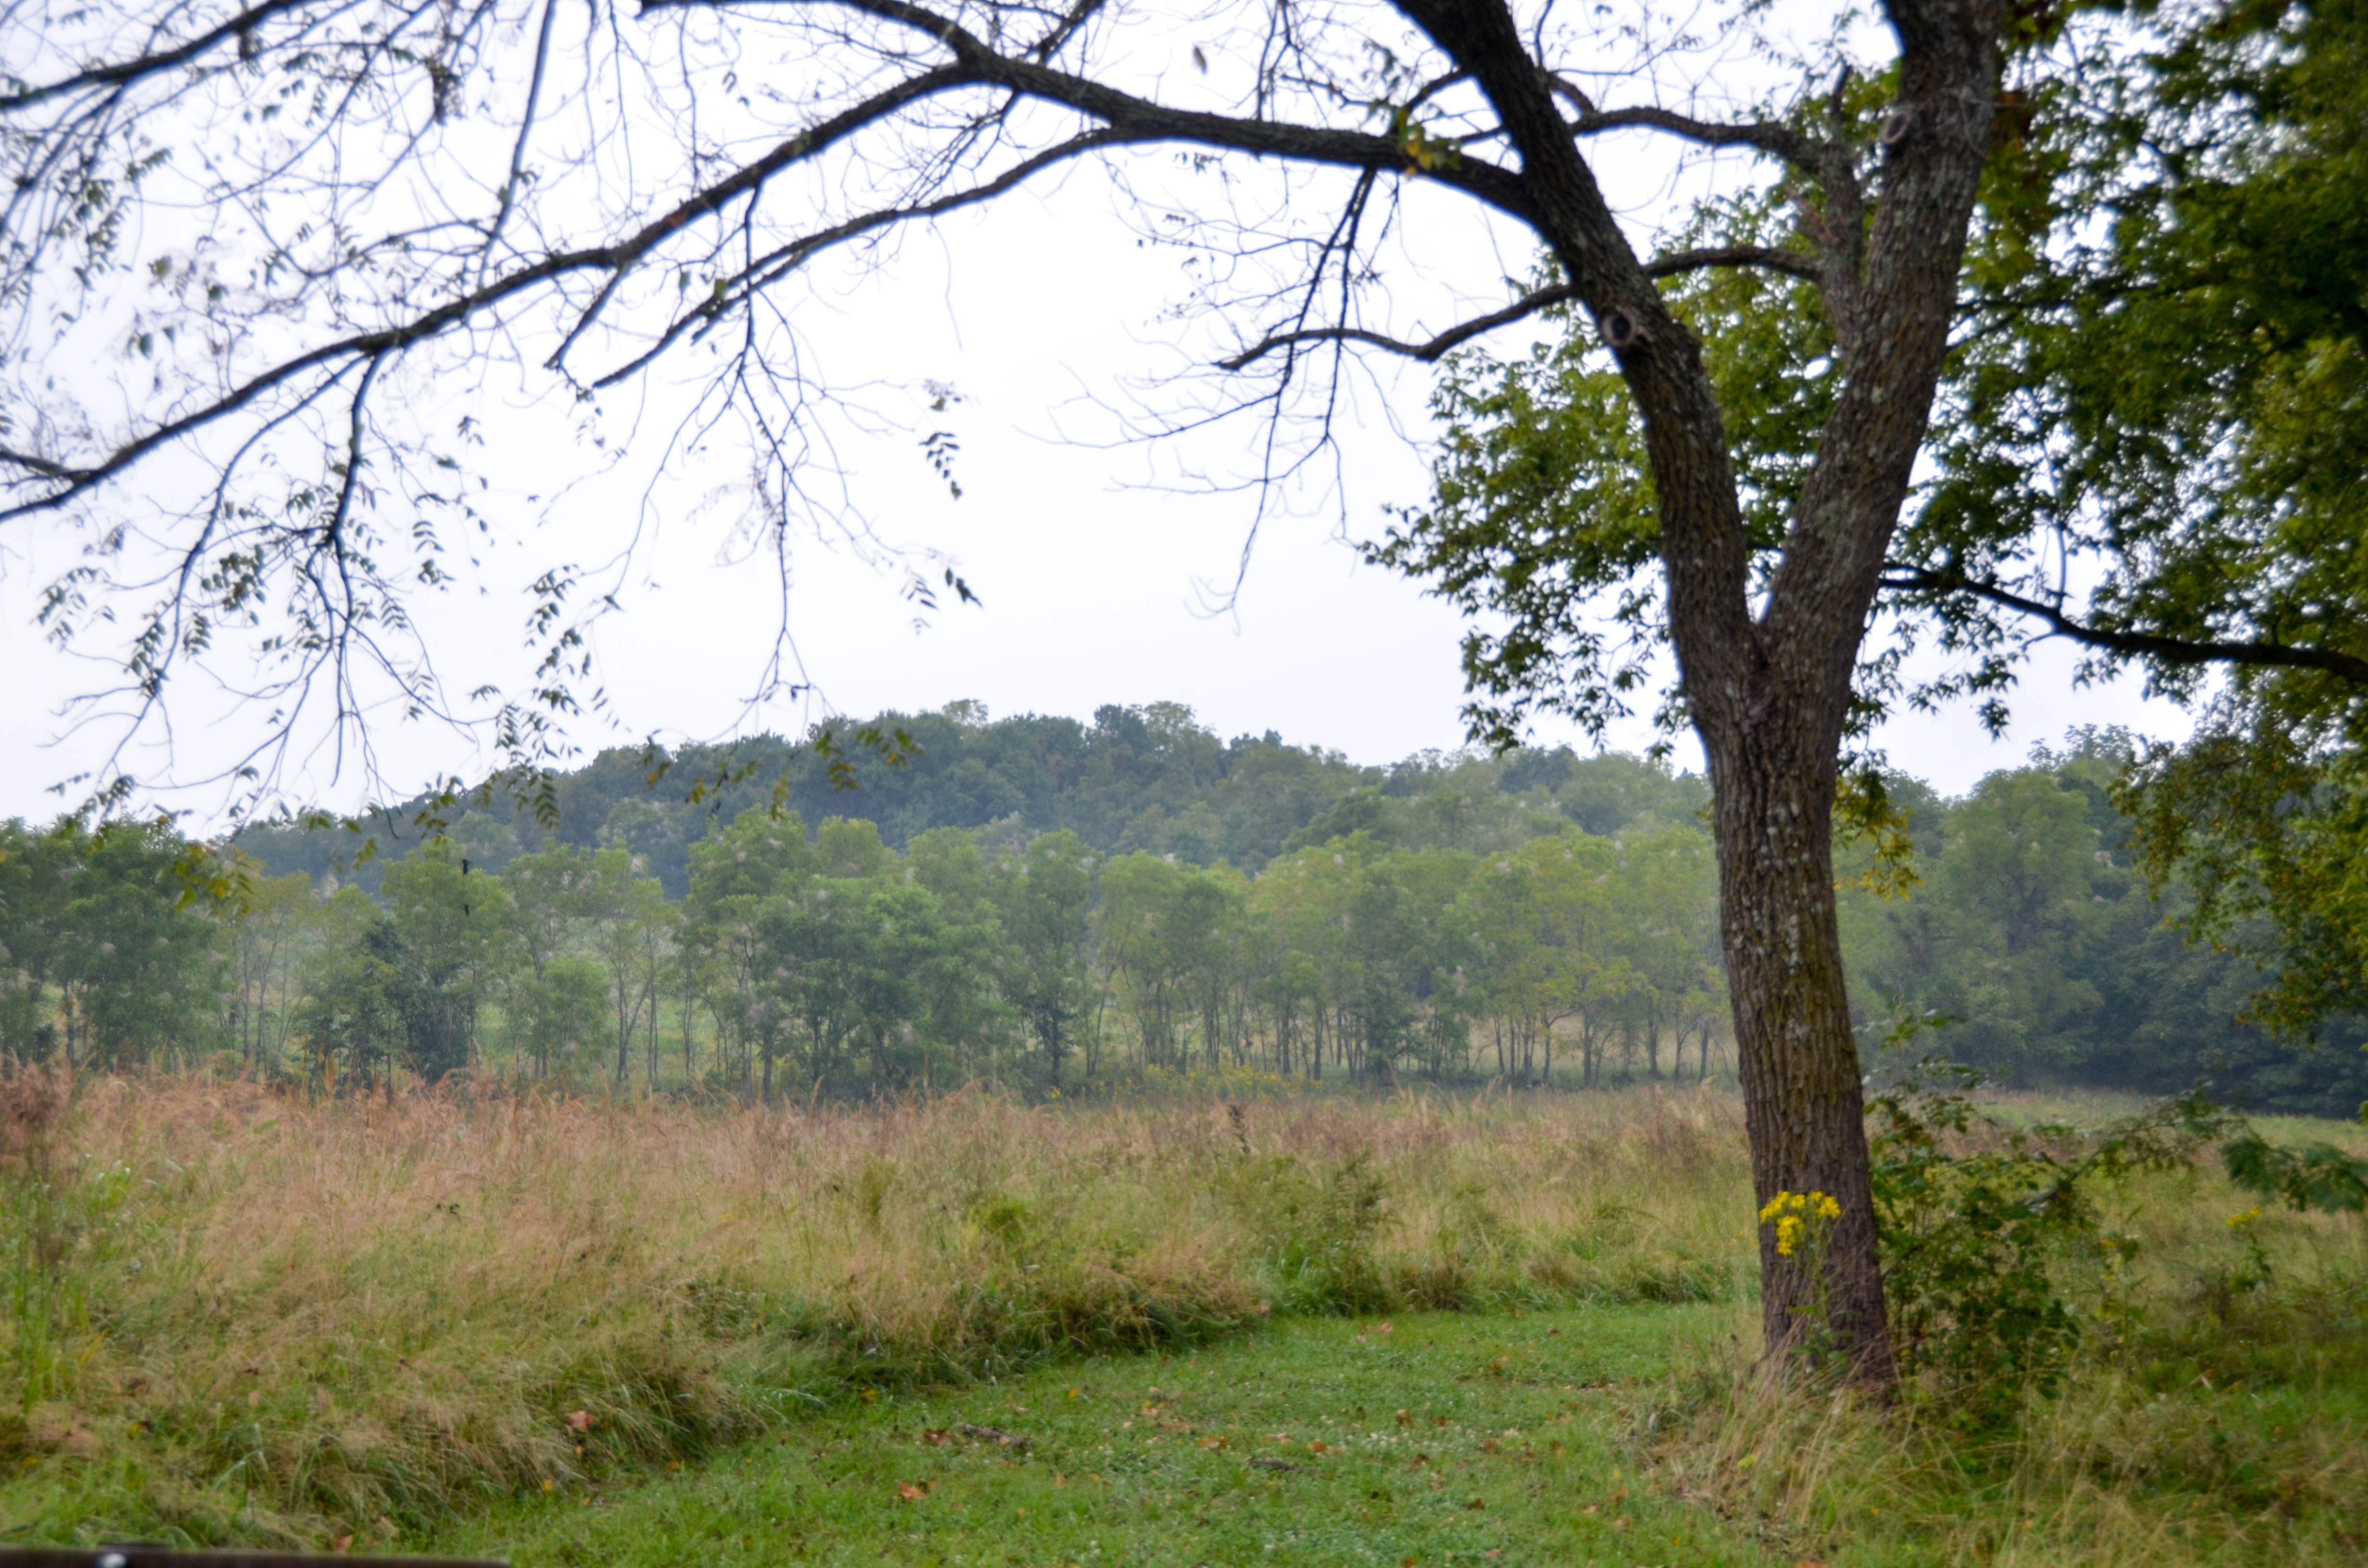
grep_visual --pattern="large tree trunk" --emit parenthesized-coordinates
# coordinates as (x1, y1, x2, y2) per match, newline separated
(1706, 718, 1894, 1377)
(1404, 0, 1995, 1380)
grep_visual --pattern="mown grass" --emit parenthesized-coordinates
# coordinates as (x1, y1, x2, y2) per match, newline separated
(422, 1304, 1753, 1568)
(3, 1069, 2364, 1565)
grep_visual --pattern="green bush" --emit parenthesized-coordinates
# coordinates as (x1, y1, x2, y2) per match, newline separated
(1868, 1071, 2215, 1424)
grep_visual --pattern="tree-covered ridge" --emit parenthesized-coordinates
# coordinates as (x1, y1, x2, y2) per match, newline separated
(227, 702, 1714, 895)
(2, 710, 2362, 1114)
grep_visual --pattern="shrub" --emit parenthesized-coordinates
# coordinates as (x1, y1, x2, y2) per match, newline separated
(1868, 1071, 2217, 1423)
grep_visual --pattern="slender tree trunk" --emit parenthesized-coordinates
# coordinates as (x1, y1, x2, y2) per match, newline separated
(615, 988, 630, 1088)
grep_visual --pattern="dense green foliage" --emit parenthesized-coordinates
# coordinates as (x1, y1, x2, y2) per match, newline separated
(3, 707, 2363, 1109)
(1367, 0, 2368, 1059)
(0, 819, 225, 1067)
(1838, 734, 2368, 1115)
(1912, 0, 2368, 1046)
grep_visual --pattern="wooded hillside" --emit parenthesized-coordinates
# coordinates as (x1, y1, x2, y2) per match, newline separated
(4, 704, 2361, 1114)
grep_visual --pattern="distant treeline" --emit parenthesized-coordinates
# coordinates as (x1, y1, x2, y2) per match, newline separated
(1, 705, 2361, 1113)
(228, 700, 1706, 895)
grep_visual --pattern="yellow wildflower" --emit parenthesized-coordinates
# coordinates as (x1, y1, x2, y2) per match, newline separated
(2227, 1206, 2263, 1229)
(1758, 1189, 1840, 1255)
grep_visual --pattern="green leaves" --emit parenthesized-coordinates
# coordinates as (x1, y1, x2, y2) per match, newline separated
(1868, 1080, 2223, 1423)
(1900, 2, 2368, 1037)
(2221, 1131, 2368, 1215)
(1369, 197, 1834, 751)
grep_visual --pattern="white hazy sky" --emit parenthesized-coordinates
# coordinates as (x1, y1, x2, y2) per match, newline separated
(0, 3, 2193, 828)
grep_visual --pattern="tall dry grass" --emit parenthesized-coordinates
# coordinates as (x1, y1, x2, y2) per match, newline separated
(0, 1073, 1750, 1543)
(1649, 1161, 2368, 1567)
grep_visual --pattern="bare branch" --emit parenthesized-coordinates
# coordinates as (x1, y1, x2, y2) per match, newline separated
(1886, 569, 2368, 687)
(475, 0, 565, 293)
(1542, 74, 1826, 169)
(7, 5, 1546, 521)
(826, 0, 1539, 218)
(0, 0, 313, 112)
(0, 58, 977, 518)
(587, 125, 1126, 389)
(1218, 282, 1581, 369)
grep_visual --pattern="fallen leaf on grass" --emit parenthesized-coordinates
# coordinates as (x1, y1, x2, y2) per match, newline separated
(564, 1410, 594, 1433)
(1250, 1457, 1299, 1473)
(897, 1482, 927, 1501)
(1465, 1497, 1486, 1511)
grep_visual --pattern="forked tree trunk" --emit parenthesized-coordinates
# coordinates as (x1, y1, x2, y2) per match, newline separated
(1394, 0, 1998, 1380)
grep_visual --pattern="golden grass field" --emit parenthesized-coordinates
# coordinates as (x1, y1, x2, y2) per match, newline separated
(2, 1072, 1751, 1539)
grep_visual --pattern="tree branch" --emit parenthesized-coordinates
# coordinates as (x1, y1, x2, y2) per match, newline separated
(6, 2, 1559, 517)
(826, 0, 1541, 221)
(589, 125, 1126, 388)
(1217, 282, 1581, 369)
(2, 58, 975, 519)
(0, 0, 313, 112)
(1886, 569, 2368, 686)
(1218, 241, 1825, 369)
(1541, 75, 1826, 169)
(1646, 244, 1821, 282)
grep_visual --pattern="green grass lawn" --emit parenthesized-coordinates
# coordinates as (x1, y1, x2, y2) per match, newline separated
(422, 1305, 1764, 1568)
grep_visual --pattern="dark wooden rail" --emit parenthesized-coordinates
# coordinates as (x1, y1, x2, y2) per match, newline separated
(0, 1551, 504, 1568)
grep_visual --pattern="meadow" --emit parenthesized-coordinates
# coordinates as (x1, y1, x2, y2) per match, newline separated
(3, 1069, 2364, 1566)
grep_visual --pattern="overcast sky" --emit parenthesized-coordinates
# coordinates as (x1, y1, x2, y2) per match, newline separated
(0, 2, 2195, 830)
